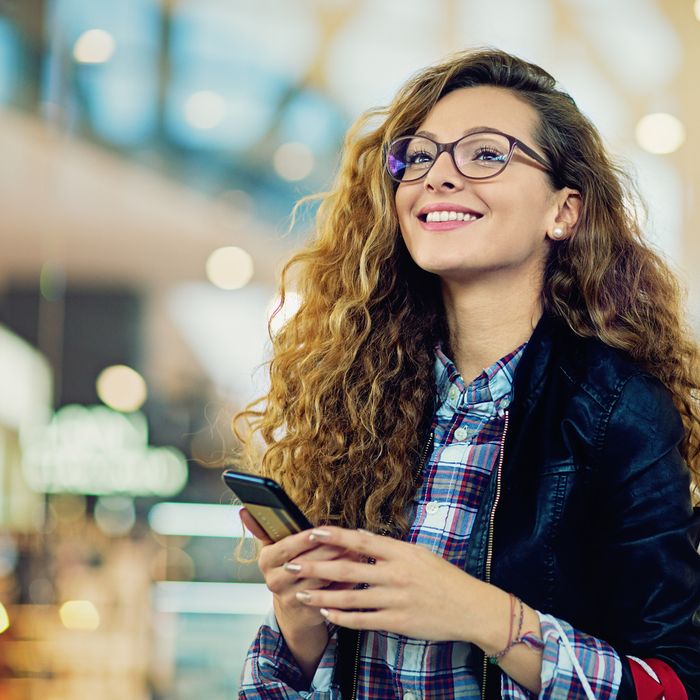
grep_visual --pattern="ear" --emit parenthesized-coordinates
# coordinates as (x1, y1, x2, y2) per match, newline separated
(547, 188, 582, 241)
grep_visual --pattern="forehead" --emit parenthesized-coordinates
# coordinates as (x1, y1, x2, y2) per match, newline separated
(417, 86, 540, 142)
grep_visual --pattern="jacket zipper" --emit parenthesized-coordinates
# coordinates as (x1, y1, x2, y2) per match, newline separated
(349, 430, 435, 700)
(480, 410, 509, 700)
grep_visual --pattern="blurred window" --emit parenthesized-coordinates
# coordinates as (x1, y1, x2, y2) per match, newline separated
(0, 18, 20, 105)
(166, 2, 290, 151)
(48, 0, 160, 146)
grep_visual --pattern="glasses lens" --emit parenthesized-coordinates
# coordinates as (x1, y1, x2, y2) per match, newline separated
(387, 136, 437, 181)
(454, 132, 511, 178)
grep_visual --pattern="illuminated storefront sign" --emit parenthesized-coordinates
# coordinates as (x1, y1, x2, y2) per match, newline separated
(21, 404, 187, 496)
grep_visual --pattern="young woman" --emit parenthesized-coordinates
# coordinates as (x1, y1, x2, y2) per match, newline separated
(236, 49, 700, 699)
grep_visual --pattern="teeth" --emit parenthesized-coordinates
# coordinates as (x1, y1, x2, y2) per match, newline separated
(425, 211, 478, 223)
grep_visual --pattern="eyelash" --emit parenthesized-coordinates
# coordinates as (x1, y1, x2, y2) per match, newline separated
(473, 146, 506, 160)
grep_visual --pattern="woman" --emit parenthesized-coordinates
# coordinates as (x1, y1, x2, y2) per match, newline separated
(236, 49, 700, 699)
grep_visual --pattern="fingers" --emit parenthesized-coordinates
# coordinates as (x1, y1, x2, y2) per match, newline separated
(294, 544, 352, 563)
(293, 585, 392, 630)
(307, 527, 398, 561)
(318, 608, 386, 630)
(256, 525, 391, 600)
(239, 508, 273, 545)
(294, 585, 389, 610)
(284, 557, 383, 586)
(257, 530, 328, 572)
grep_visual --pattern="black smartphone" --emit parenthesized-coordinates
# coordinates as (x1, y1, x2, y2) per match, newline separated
(222, 469, 313, 542)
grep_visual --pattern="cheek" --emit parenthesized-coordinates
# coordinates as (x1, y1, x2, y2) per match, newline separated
(394, 187, 413, 228)
(394, 188, 414, 240)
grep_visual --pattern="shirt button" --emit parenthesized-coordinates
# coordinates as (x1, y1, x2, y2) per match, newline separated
(454, 426, 469, 441)
(448, 386, 459, 402)
(425, 501, 439, 515)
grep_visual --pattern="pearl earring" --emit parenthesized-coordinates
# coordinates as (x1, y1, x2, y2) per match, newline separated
(551, 226, 566, 239)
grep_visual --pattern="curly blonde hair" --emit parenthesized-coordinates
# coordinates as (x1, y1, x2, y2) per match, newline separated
(234, 48, 700, 533)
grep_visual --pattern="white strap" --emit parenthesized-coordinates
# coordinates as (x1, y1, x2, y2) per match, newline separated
(628, 656, 660, 683)
(628, 655, 665, 699)
(549, 617, 596, 700)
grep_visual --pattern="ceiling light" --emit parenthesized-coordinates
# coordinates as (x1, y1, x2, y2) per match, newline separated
(73, 29, 116, 64)
(635, 113, 686, 155)
(206, 246, 254, 290)
(96, 365, 148, 413)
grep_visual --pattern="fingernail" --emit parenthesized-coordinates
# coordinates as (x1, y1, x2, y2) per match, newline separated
(357, 528, 375, 536)
(319, 608, 330, 618)
(284, 562, 302, 573)
(309, 528, 331, 541)
(295, 591, 311, 603)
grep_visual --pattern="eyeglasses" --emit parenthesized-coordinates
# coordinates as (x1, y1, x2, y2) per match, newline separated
(385, 128, 551, 183)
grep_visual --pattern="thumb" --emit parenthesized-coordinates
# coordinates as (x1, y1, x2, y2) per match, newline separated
(239, 507, 275, 545)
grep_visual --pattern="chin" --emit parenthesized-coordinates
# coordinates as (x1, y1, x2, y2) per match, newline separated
(412, 254, 478, 276)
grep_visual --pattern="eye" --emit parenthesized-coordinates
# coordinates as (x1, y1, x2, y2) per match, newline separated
(406, 149, 435, 166)
(473, 146, 507, 162)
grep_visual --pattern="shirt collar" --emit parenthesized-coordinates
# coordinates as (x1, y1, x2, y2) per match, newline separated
(434, 342, 527, 412)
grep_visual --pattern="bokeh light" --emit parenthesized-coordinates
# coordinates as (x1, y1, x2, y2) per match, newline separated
(96, 365, 148, 413)
(635, 112, 686, 154)
(94, 496, 136, 537)
(273, 142, 314, 181)
(0, 603, 9, 634)
(184, 90, 226, 130)
(50, 494, 86, 523)
(205, 246, 254, 290)
(73, 29, 116, 64)
(59, 600, 100, 631)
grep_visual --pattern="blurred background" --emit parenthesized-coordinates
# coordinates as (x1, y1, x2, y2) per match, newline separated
(0, 0, 698, 697)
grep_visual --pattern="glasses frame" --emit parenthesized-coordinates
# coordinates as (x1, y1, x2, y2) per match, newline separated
(385, 128, 551, 183)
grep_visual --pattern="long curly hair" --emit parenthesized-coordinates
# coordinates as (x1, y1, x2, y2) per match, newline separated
(234, 48, 700, 533)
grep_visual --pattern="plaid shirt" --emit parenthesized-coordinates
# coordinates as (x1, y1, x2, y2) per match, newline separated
(239, 344, 622, 699)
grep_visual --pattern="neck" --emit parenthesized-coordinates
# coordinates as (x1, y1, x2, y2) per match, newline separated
(441, 269, 543, 384)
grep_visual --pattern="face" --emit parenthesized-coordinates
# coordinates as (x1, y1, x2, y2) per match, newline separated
(395, 86, 564, 285)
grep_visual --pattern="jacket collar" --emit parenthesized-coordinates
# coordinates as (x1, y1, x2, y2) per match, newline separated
(510, 310, 566, 416)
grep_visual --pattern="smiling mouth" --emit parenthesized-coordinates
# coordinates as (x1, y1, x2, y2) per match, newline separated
(418, 210, 482, 223)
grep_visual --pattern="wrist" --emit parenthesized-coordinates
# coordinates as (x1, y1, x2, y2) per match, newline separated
(464, 582, 512, 653)
(469, 586, 541, 660)
(274, 596, 326, 630)
(274, 597, 329, 682)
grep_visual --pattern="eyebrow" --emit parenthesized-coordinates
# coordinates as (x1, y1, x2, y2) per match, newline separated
(415, 125, 509, 139)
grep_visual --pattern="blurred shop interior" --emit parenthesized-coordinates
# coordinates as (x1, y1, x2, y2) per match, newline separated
(0, 0, 699, 698)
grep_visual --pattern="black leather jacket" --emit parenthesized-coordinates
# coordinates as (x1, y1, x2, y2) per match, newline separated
(470, 313, 700, 699)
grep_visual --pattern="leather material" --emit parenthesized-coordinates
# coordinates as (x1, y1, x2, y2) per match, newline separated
(334, 312, 700, 698)
(469, 313, 700, 699)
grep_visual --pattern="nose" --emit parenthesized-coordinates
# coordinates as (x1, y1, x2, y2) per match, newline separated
(422, 151, 463, 192)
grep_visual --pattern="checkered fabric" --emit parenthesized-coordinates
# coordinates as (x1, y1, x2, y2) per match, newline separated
(239, 344, 622, 699)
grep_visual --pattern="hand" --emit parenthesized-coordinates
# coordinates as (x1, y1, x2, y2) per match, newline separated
(239, 510, 359, 633)
(287, 526, 509, 643)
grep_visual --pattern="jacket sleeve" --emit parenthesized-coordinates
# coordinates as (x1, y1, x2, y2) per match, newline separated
(596, 372, 700, 699)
